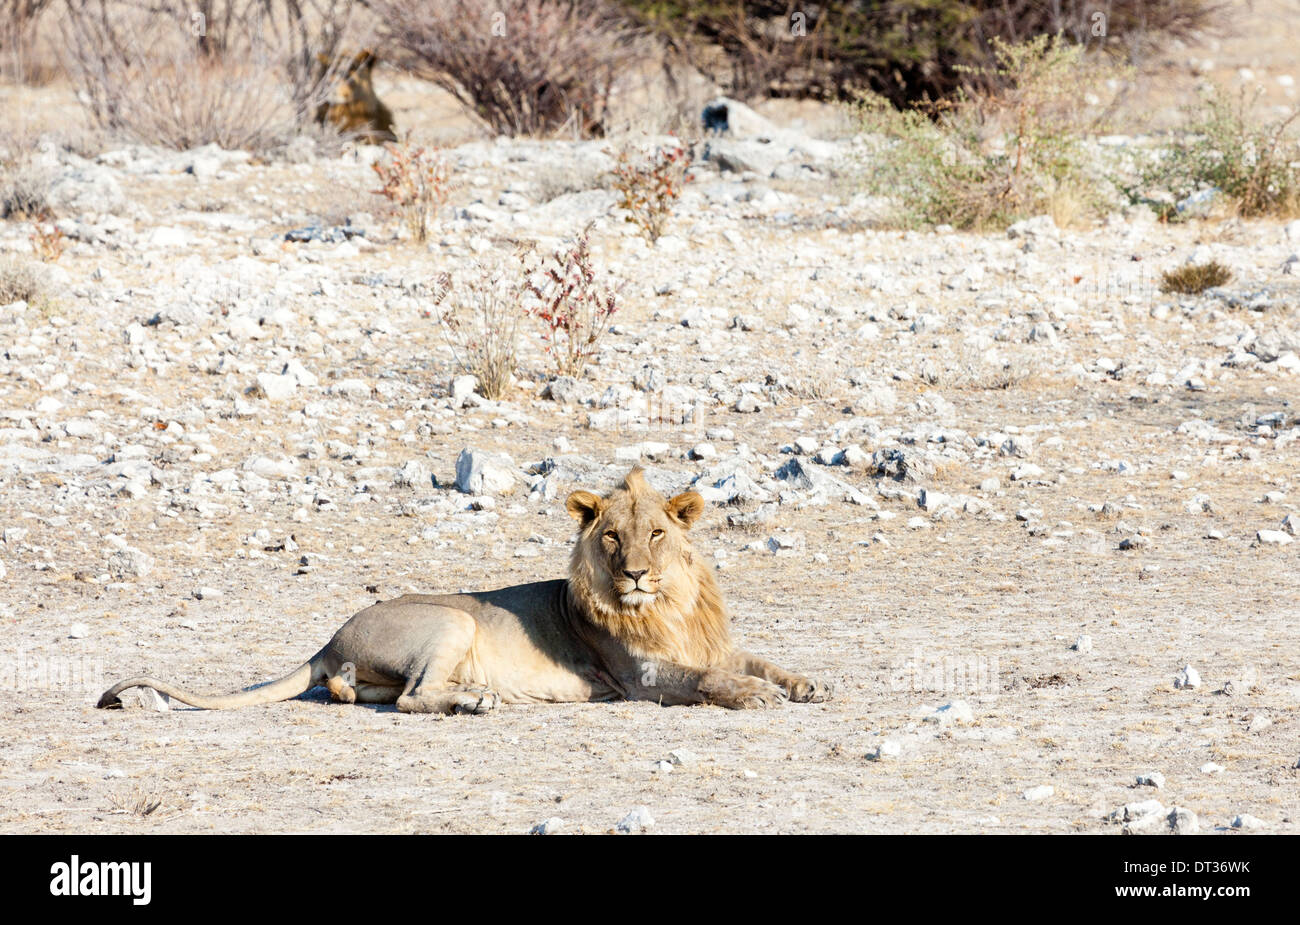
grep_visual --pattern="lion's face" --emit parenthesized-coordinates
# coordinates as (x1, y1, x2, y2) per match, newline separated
(567, 469, 705, 612)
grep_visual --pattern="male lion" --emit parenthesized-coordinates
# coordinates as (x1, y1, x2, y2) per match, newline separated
(98, 468, 831, 714)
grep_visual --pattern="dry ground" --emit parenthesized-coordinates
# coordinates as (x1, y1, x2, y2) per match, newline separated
(1, 3, 1299, 835)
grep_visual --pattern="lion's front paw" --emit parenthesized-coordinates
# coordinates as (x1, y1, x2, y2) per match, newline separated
(785, 676, 833, 703)
(715, 675, 788, 710)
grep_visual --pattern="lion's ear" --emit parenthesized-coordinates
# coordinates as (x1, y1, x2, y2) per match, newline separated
(666, 491, 705, 529)
(566, 490, 603, 526)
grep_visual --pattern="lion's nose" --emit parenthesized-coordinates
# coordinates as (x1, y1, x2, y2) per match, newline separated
(623, 569, 648, 582)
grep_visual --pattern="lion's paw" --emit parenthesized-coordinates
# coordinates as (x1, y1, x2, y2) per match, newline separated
(726, 676, 789, 710)
(785, 677, 833, 703)
(451, 689, 500, 715)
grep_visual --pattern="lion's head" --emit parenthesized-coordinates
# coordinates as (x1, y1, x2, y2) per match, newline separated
(566, 468, 731, 667)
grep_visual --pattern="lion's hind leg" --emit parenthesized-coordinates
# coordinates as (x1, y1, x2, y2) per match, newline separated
(390, 607, 500, 716)
(354, 682, 401, 704)
(325, 676, 401, 705)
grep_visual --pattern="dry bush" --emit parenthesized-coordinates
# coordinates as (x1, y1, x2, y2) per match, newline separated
(0, 157, 54, 219)
(29, 218, 64, 261)
(1133, 86, 1300, 221)
(368, 0, 644, 138)
(430, 262, 525, 401)
(0, 0, 59, 83)
(0, 256, 56, 310)
(60, 0, 362, 152)
(1160, 261, 1232, 294)
(524, 225, 621, 377)
(610, 136, 692, 241)
(370, 142, 451, 242)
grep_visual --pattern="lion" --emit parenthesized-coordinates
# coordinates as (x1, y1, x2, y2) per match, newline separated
(314, 50, 397, 145)
(97, 468, 831, 714)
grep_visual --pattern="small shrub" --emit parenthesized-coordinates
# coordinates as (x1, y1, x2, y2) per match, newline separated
(524, 225, 621, 378)
(1160, 261, 1232, 294)
(610, 136, 691, 241)
(0, 158, 53, 219)
(849, 35, 1123, 230)
(371, 143, 451, 243)
(0, 256, 55, 310)
(429, 262, 525, 401)
(29, 218, 64, 262)
(1134, 86, 1300, 221)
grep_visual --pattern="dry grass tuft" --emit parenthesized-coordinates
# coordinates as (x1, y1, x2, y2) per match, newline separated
(1160, 261, 1232, 294)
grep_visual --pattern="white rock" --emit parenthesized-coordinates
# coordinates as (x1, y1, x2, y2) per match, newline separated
(107, 548, 153, 580)
(1256, 529, 1293, 546)
(866, 739, 902, 761)
(455, 449, 517, 495)
(394, 459, 430, 489)
(1168, 807, 1198, 835)
(924, 700, 974, 727)
(256, 371, 298, 401)
(1071, 635, 1093, 653)
(1000, 435, 1034, 458)
(918, 488, 949, 511)
(1173, 665, 1201, 689)
(283, 359, 319, 388)
(140, 687, 170, 712)
(68, 623, 90, 639)
(668, 749, 699, 768)
(1010, 463, 1045, 480)
(1199, 762, 1224, 775)
(1109, 799, 1165, 824)
(1136, 771, 1165, 789)
(615, 805, 654, 834)
(1023, 785, 1054, 802)
(529, 816, 565, 835)
(1232, 813, 1265, 830)
(450, 375, 479, 407)
(242, 455, 299, 480)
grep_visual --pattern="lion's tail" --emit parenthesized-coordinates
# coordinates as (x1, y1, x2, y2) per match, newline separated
(97, 652, 326, 710)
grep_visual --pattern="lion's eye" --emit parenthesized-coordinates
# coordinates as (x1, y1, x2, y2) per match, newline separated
(650, 529, 664, 539)
(603, 530, 618, 542)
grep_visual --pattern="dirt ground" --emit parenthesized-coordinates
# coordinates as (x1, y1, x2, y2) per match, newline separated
(2, 3, 1299, 835)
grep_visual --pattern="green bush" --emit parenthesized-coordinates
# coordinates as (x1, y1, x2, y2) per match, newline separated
(849, 35, 1122, 230)
(1130, 87, 1300, 221)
